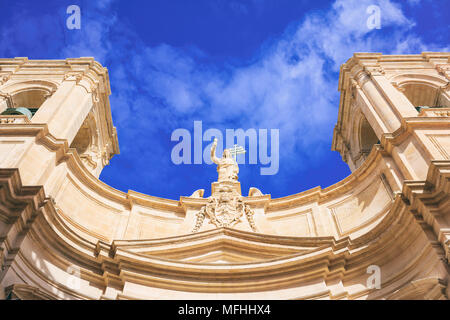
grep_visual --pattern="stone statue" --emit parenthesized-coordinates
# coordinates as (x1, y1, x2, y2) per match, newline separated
(190, 139, 257, 233)
(211, 138, 239, 182)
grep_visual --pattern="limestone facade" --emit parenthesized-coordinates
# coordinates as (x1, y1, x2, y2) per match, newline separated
(0, 53, 449, 299)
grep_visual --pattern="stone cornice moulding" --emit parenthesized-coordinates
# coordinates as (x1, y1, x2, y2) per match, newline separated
(5, 283, 57, 300)
(41, 191, 402, 267)
(380, 116, 450, 156)
(268, 145, 381, 210)
(8, 174, 445, 297)
(388, 73, 448, 88)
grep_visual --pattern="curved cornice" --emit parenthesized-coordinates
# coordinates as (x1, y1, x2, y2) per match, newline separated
(6, 168, 437, 296)
(23, 192, 443, 296)
(1, 118, 397, 215)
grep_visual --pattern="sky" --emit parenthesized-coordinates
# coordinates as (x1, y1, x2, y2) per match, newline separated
(0, 0, 449, 200)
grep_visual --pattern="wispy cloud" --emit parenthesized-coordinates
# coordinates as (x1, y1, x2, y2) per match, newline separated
(101, 0, 442, 152)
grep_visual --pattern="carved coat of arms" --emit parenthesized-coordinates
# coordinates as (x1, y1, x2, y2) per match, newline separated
(192, 186, 257, 232)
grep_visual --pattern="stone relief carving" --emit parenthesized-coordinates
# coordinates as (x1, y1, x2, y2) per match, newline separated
(371, 66, 385, 76)
(100, 143, 111, 166)
(392, 82, 406, 92)
(433, 110, 450, 117)
(436, 64, 450, 80)
(64, 71, 83, 83)
(192, 186, 257, 232)
(0, 91, 13, 109)
(0, 73, 11, 86)
(91, 84, 101, 103)
(0, 115, 30, 124)
(71, 112, 102, 171)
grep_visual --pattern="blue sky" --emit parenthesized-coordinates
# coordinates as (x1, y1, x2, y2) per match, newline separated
(0, 0, 449, 199)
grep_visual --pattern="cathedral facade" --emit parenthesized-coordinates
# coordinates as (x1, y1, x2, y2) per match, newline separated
(0, 53, 449, 299)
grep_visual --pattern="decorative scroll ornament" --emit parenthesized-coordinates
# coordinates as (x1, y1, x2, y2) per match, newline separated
(192, 187, 257, 232)
(64, 71, 83, 83)
(436, 64, 450, 80)
(392, 82, 406, 92)
(101, 144, 111, 166)
(0, 73, 11, 85)
(91, 81, 101, 103)
(189, 189, 204, 198)
(350, 79, 360, 98)
(248, 187, 263, 197)
(371, 66, 385, 76)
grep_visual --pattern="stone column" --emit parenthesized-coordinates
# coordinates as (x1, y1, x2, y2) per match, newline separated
(32, 73, 93, 145)
(370, 71, 418, 118)
(13, 73, 94, 185)
(354, 69, 402, 133)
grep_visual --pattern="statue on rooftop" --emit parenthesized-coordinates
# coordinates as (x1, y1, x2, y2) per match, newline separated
(210, 138, 239, 182)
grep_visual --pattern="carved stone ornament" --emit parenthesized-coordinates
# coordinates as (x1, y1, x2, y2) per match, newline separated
(433, 110, 450, 117)
(0, 73, 11, 85)
(189, 189, 205, 198)
(64, 72, 83, 83)
(355, 70, 370, 87)
(436, 64, 450, 80)
(248, 187, 263, 197)
(392, 82, 406, 92)
(192, 185, 257, 232)
(91, 85, 100, 103)
(371, 66, 385, 76)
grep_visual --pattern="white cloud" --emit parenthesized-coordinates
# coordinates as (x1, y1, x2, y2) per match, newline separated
(111, 0, 436, 158)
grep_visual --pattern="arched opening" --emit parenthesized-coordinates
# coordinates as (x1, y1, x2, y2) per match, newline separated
(360, 117, 378, 159)
(70, 125, 92, 155)
(344, 112, 380, 172)
(401, 83, 448, 110)
(69, 112, 101, 174)
(0, 89, 49, 119)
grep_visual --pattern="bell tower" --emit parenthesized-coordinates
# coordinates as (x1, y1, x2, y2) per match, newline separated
(0, 57, 119, 183)
(332, 52, 450, 265)
(332, 52, 450, 176)
(0, 58, 119, 299)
